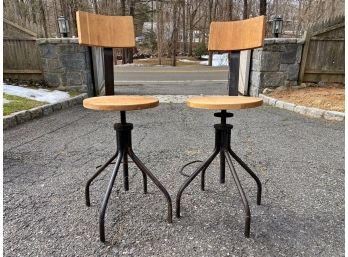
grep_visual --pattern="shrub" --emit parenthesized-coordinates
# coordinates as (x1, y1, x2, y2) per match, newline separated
(194, 43, 208, 58)
(143, 30, 157, 52)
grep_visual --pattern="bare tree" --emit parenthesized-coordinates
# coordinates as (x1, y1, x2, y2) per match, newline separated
(3, 0, 345, 64)
(182, 0, 187, 55)
(93, 0, 98, 14)
(260, 0, 266, 16)
(157, 0, 164, 64)
(208, 0, 213, 66)
(38, 0, 48, 37)
(243, 0, 248, 19)
(171, 0, 179, 66)
(128, 0, 136, 63)
(228, 0, 233, 20)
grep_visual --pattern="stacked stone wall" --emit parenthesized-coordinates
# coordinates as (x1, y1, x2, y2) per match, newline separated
(249, 38, 303, 96)
(37, 38, 93, 92)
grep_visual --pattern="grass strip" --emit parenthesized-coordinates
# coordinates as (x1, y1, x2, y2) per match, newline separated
(3, 94, 47, 116)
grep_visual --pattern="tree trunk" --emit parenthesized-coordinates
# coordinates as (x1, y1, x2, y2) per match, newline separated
(228, 0, 233, 20)
(38, 0, 48, 37)
(188, 28, 193, 56)
(201, 13, 207, 44)
(68, 0, 79, 37)
(243, 0, 248, 19)
(93, 0, 98, 14)
(128, 0, 135, 63)
(121, 0, 127, 64)
(171, 0, 178, 66)
(188, 6, 193, 57)
(208, 0, 213, 66)
(182, 0, 187, 55)
(260, 0, 266, 16)
(157, 0, 163, 65)
(53, 0, 60, 36)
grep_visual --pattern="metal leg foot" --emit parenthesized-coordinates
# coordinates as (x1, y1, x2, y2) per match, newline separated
(176, 149, 219, 218)
(99, 152, 123, 242)
(128, 149, 172, 223)
(85, 151, 118, 206)
(225, 150, 251, 238)
(123, 152, 129, 191)
(228, 149, 262, 205)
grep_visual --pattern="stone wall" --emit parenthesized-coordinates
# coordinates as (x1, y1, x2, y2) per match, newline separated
(249, 38, 304, 96)
(37, 38, 93, 93)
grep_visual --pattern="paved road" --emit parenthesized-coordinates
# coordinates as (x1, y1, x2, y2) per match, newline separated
(4, 102, 344, 256)
(114, 65, 229, 82)
(114, 65, 229, 95)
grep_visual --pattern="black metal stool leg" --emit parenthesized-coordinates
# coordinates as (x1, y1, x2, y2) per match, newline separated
(225, 150, 251, 238)
(128, 149, 172, 223)
(220, 151, 226, 184)
(99, 151, 123, 242)
(176, 149, 219, 218)
(123, 152, 129, 191)
(141, 167, 148, 194)
(85, 151, 118, 206)
(201, 168, 206, 191)
(228, 149, 262, 205)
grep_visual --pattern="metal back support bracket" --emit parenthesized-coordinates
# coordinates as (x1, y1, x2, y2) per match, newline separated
(228, 51, 240, 96)
(104, 47, 114, 95)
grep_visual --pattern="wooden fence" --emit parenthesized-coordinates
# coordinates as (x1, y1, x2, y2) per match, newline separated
(299, 15, 344, 83)
(3, 19, 43, 81)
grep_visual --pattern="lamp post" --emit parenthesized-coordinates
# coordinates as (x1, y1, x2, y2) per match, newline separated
(57, 16, 69, 38)
(272, 16, 283, 38)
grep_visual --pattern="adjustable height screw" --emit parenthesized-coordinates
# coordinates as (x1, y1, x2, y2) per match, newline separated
(214, 110, 233, 124)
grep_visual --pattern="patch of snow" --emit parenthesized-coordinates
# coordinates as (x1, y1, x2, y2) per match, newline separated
(178, 59, 199, 63)
(199, 54, 228, 67)
(4, 99, 11, 104)
(117, 63, 144, 67)
(3, 84, 71, 104)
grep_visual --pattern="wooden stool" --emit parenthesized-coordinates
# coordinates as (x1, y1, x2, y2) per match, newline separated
(176, 96, 263, 238)
(83, 96, 172, 242)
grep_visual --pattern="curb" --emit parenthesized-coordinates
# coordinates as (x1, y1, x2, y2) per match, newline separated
(3, 93, 87, 130)
(259, 94, 345, 122)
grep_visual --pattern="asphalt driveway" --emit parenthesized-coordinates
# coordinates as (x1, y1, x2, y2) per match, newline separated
(3, 103, 344, 256)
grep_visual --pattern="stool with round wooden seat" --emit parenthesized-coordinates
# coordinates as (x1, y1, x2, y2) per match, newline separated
(83, 95, 172, 242)
(176, 96, 263, 238)
(175, 15, 266, 238)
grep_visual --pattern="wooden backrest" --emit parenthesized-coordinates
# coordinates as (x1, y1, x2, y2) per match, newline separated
(208, 16, 266, 51)
(76, 11, 135, 48)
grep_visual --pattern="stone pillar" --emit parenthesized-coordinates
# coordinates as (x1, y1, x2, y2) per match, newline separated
(249, 38, 304, 96)
(37, 38, 93, 94)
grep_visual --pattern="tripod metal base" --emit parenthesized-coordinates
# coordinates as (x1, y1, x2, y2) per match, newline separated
(85, 111, 172, 242)
(176, 110, 262, 238)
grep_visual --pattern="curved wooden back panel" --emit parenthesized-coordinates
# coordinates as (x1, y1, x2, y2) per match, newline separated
(208, 16, 266, 51)
(76, 11, 135, 48)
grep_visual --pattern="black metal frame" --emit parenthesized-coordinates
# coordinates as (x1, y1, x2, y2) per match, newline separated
(85, 111, 173, 242)
(176, 110, 262, 237)
(228, 51, 241, 96)
(104, 47, 114, 95)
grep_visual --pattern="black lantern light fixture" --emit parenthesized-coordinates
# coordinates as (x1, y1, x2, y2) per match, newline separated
(272, 16, 283, 38)
(57, 16, 69, 38)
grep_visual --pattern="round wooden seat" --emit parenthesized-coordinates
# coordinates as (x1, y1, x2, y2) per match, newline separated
(186, 96, 263, 110)
(83, 95, 159, 111)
